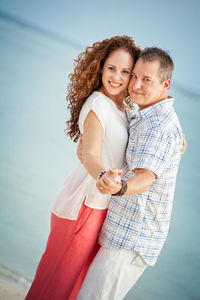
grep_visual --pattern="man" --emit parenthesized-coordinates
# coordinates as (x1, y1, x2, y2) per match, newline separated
(77, 47, 183, 300)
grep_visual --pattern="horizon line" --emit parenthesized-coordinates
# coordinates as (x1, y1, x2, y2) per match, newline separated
(0, 9, 200, 97)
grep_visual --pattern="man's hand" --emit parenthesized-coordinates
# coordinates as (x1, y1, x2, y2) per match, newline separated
(96, 168, 122, 194)
(76, 134, 83, 163)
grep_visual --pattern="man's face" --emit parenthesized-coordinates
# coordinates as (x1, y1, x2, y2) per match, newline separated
(128, 58, 170, 109)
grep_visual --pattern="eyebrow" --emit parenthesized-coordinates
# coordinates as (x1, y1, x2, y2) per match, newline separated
(132, 72, 152, 79)
(107, 64, 132, 70)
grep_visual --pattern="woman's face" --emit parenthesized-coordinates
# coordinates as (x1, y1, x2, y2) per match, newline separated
(101, 49, 133, 101)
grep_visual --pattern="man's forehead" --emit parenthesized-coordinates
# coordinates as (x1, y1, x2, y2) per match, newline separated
(133, 58, 160, 76)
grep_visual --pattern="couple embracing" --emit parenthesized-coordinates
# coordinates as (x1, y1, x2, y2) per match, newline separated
(26, 35, 186, 300)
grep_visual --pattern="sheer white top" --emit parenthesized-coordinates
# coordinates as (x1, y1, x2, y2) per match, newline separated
(51, 91, 128, 219)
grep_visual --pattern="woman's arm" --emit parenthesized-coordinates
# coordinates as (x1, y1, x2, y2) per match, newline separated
(77, 110, 122, 183)
(81, 110, 106, 180)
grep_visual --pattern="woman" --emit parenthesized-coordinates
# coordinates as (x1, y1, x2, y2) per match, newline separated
(25, 35, 141, 300)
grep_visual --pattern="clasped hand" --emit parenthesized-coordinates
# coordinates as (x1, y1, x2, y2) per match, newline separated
(96, 168, 122, 194)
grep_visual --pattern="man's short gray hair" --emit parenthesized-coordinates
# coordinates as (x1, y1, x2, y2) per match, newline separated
(140, 47, 174, 83)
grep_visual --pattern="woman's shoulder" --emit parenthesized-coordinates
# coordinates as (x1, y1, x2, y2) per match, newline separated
(79, 92, 109, 132)
(84, 91, 112, 108)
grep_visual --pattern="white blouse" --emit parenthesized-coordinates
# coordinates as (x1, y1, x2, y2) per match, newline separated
(51, 92, 129, 219)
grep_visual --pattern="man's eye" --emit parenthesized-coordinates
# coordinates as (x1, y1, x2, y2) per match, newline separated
(132, 74, 137, 78)
(123, 70, 131, 74)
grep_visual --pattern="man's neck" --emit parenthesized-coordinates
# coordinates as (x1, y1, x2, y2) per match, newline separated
(139, 95, 169, 110)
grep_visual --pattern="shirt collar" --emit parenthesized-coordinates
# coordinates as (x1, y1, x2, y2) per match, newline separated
(124, 102, 140, 122)
(138, 97, 174, 119)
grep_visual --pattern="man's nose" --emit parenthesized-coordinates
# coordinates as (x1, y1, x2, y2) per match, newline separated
(129, 78, 141, 90)
(132, 78, 141, 89)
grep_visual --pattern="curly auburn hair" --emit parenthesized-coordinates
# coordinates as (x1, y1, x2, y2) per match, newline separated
(66, 35, 141, 142)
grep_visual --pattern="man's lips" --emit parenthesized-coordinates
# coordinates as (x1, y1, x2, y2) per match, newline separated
(130, 90, 143, 95)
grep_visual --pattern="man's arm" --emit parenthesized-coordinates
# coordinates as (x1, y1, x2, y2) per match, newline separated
(125, 168, 156, 195)
(97, 168, 156, 196)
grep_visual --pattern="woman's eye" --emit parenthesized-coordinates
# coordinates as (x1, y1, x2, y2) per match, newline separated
(108, 66, 114, 71)
(144, 78, 150, 82)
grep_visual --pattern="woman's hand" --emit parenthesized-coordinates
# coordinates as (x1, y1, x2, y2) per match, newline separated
(181, 134, 187, 158)
(96, 168, 122, 194)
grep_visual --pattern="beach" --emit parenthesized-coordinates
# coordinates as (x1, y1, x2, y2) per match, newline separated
(0, 279, 27, 300)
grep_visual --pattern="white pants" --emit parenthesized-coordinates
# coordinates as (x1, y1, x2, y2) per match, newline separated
(77, 247, 148, 300)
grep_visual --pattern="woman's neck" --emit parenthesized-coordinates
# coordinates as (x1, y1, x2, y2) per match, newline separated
(98, 87, 124, 110)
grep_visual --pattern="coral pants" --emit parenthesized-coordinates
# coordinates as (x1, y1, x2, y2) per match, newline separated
(25, 202, 107, 300)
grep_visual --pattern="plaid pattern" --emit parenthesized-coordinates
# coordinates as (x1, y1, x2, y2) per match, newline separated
(99, 98, 183, 266)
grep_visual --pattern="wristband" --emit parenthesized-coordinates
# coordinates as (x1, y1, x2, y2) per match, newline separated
(112, 180, 127, 196)
(99, 170, 106, 179)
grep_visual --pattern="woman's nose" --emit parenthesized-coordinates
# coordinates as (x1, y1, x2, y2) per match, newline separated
(112, 71, 121, 81)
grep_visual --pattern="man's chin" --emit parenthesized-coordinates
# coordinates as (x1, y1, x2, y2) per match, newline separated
(130, 97, 141, 104)
(130, 94, 143, 101)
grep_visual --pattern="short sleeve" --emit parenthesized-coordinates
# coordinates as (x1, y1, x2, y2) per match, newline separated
(127, 128, 172, 178)
(78, 93, 109, 134)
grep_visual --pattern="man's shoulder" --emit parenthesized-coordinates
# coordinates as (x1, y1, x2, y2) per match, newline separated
(134, 109, 182, 143)
(145, 105, 180, 129)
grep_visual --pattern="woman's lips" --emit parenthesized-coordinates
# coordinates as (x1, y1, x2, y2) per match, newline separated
(109, 81, 122, 87)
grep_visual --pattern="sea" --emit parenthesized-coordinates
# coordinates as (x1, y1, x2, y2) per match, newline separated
(0, 12, 200, 300)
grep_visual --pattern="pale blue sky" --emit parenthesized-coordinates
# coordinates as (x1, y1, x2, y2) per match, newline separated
(0, 0, 199, 93)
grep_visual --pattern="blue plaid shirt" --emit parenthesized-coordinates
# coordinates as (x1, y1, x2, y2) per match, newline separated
(99, 97, 183, 266)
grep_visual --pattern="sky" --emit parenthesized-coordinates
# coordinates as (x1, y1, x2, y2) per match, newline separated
(0, 0, 200, 94)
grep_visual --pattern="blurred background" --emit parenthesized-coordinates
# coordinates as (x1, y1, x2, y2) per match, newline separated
(0, 0, 199, 299)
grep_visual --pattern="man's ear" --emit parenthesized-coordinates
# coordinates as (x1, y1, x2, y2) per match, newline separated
(164, 79, 171, 90)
